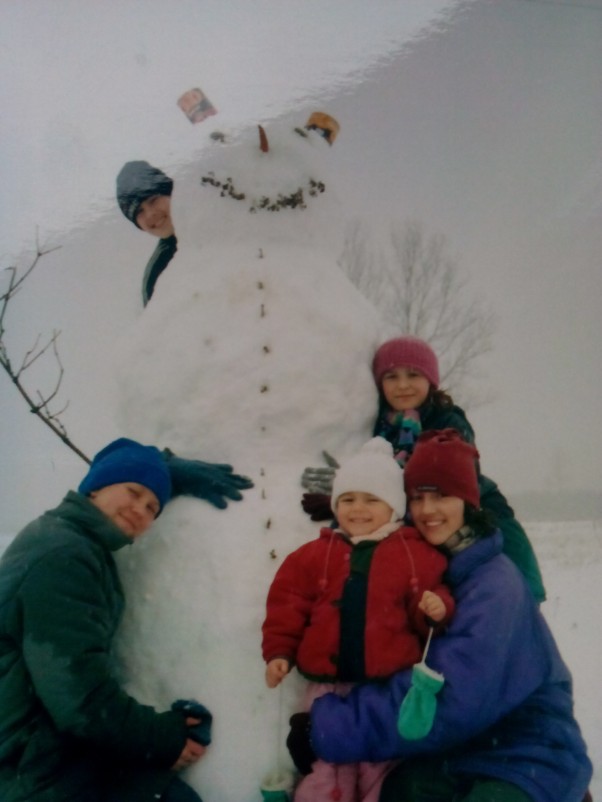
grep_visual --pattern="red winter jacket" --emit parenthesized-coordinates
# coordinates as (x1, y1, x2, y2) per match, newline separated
(262, 526, 454, 681)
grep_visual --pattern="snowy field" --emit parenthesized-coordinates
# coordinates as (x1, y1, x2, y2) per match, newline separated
(527, 520, 601, 799)
(1, 518, 599, 798)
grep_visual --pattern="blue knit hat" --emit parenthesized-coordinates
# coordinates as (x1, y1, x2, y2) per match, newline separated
(78, 438, 172, 511)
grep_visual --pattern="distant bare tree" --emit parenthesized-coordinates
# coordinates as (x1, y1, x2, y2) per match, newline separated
(0, 240, 90, 464)
(338, 220, 389, 312)
(339, 219, 495, 404)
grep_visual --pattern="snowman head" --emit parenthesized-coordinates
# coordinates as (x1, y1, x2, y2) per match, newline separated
(170, 112, 345, 250)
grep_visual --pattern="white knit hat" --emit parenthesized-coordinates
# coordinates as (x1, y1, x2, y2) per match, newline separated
(331, 437, 405, 517)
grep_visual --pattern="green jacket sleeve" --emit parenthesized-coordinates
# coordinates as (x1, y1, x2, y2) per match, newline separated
(19, 543, 187, 767)
(142, 235, 177, 306)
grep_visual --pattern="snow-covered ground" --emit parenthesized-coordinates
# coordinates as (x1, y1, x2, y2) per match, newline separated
(1, 519, 599, 798)
(529, 521, 601, 799)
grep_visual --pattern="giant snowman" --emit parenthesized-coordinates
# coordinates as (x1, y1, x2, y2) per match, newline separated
(113, 114, 389, 802)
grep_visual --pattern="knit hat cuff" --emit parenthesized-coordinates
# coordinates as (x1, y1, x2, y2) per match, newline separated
(78, 438, 172, 511)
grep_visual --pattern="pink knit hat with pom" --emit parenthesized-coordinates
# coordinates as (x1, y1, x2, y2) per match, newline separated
(372, 336, 439, 388)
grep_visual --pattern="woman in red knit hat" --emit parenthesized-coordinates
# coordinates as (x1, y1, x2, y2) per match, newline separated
(291, 429, 592, 802)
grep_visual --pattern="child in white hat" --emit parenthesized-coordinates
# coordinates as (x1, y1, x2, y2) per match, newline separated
(262, 437, 454, 802)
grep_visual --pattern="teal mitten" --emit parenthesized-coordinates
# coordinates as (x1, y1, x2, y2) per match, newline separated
(389, 408, 422, 467)
(260, 769, 294, 801)
(397, 663, 444, 740)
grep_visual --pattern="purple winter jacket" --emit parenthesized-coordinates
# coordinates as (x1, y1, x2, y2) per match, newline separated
(310, 531, 592, 802)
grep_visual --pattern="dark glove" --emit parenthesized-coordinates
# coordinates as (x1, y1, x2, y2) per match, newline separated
(172, 699, 213, 746)
(286, 713, 315, 775)
(301, 493, 334, 522)
(300, 451, 339, 495)
(163, 449, 253, 509)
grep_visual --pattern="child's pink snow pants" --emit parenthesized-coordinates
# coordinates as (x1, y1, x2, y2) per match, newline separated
(293, 682, 399, 802)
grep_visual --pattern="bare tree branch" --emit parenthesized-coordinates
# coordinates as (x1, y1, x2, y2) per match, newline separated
(339, 219, 496, 407)
(17, 330, 63, 376)
(0, 240, 91, 465)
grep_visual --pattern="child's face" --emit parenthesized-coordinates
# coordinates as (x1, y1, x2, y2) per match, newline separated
(381, 367, 431, 412)
(336, 491, 395, 538)
(408, 490, 464, 546)
(135, 194, 175, 238)
(89, 482, 160, 539)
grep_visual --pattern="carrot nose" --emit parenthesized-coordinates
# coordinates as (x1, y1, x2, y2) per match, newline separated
(258, 125, 269, 153)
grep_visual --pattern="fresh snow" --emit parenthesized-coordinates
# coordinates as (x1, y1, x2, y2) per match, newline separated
(113, 120, 388, 802)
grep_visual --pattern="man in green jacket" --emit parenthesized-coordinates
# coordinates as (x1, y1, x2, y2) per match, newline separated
(0, 438, 208, 801)
(116, 160, 178, 306)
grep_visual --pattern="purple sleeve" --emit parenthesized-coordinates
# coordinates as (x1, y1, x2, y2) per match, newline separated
(311, 554, 549, 764)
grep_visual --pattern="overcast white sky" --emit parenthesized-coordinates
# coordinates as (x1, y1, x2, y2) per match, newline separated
(1, 0, 602, 531)
(1, 0, 460, 250)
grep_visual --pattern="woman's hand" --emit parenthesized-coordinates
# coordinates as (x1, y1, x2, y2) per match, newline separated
(172, 718, 207, 770)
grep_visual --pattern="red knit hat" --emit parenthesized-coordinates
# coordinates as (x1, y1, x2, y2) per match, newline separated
(404, 429, 480, 508)
(372, 336, 439, 388)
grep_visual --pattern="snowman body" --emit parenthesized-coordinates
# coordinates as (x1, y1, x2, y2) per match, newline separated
(114, 120, 388, 802)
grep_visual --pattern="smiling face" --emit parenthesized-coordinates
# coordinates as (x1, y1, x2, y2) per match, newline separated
(89, 482, 160, 539)
(135, 194, 174, 238)
(335, 491, 394, 538)
(381, 367, 431, 412)
(408, 490, 465, 546)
